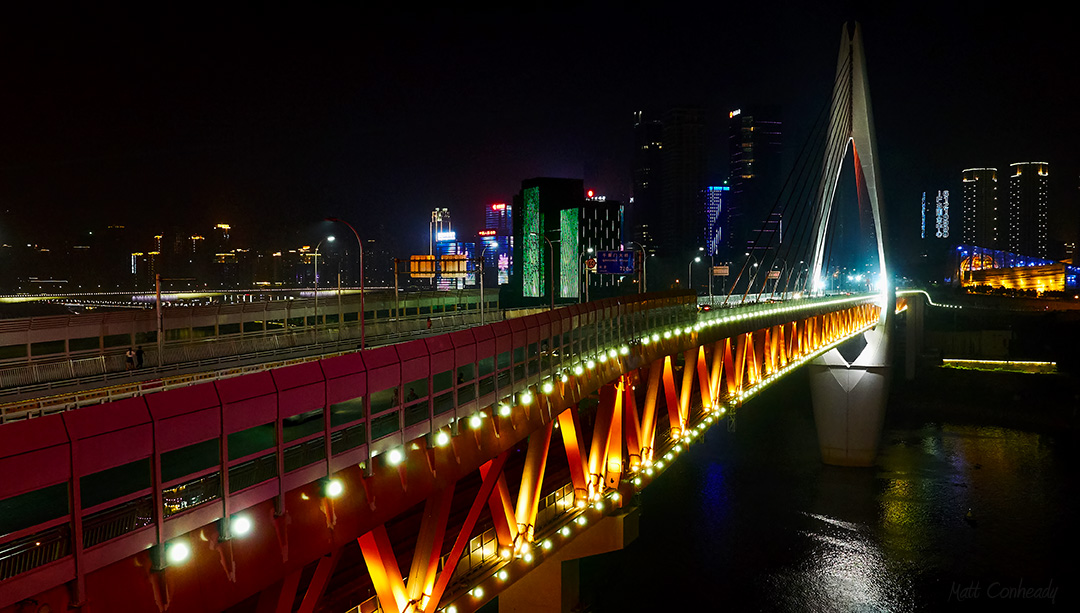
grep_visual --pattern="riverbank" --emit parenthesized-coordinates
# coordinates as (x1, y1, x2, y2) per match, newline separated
(891, 365, 1080, 432)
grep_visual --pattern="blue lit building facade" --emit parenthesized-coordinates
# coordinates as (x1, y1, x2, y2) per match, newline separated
(704, 185, 728, 256)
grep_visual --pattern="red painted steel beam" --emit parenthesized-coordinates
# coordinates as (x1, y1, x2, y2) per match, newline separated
(296, 546, 342, 613)
(423, 450, 511, 613)
(407, 485, 456, 608)
(515, 421, 553, 543)
(357, 525, 408, 613)
(556, 407, 588, 504)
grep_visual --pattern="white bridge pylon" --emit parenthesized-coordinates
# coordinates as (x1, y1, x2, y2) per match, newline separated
(807, 23, 895, 467)
(809, 22, 891, 308)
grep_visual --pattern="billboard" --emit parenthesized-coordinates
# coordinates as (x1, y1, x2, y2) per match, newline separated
(595, 250, 634, 274)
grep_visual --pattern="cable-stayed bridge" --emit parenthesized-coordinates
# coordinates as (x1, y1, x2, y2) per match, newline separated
(1, 23, 908, 613)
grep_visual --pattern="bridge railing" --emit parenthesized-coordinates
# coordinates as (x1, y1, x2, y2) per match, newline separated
(0, 291, 699, 599)
(0, 290, 502, 389)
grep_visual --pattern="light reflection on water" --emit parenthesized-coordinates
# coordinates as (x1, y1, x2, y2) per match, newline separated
(579, 374, 1077, 611)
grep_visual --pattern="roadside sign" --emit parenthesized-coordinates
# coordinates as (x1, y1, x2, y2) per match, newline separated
(713, 265, 729, 277)
(595, 251, 634, 274)
(767, 270, 781, 280)
(410, 255, 436, 279)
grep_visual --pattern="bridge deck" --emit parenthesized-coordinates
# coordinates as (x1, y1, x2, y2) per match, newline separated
(0, 291, 881, 612)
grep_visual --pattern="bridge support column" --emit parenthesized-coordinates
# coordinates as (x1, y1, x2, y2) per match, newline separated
(497, 507, 639, 613)
(809, 321, 891, 467)
(904, 294, 924, 381)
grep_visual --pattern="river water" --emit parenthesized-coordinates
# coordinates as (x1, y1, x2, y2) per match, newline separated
(579, 369, 1078, 611)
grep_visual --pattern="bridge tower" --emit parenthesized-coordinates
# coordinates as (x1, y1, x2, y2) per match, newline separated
(807, 22, 896, 466)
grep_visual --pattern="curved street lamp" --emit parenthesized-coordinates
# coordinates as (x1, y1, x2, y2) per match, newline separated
(580, 247, 594, 304)
(687, 256, 701, 292)
(627, 241, 648, 293)
(325, 217, 365, 350)
(313, 236, 335, 343)
(529, 232, 555, 311)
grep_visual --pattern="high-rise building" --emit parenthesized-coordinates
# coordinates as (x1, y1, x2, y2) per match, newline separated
(1007, 162, 1049, 257)
(704, 185, 729, 256)
(631, 110, 664, 254)
(429, 208, 451, 256)
(660, 108, 706, 258)
(511, 178, 584, 302)
(727, 107, 783, 255)
(480, 202, 513, 286)
(579, 195, 624, 296)
(921, 190, 952, 241)
(962, 168, 997, 247)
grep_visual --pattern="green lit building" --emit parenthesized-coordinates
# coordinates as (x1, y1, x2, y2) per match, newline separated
(506, 178, 624, 307)
(509, 178, 585, 305)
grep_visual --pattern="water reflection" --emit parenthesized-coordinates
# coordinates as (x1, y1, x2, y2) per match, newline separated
(579, 374, 1077, 611)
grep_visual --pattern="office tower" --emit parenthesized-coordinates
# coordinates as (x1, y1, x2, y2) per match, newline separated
(580, 195, 624, 295)
(962, 168, 997, 247)
(926, 190, 951, 240)
(704, 185, 729, 256)
(430, 208, 451, 256)
(1007, 162, 1049, 257)
(511, 178, 583, 301)
(660, 108, 706, 258)
(631, 110, 664, 253)
(728, 107, 783, 254)
(481, 202, 513, 286)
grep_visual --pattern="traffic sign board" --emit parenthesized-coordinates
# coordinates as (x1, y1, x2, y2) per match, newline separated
(595, 251, 634, 274)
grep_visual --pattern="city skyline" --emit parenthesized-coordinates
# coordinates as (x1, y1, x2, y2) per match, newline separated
(1, 4, 1077, 264)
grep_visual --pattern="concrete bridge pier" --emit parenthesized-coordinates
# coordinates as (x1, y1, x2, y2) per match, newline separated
(903, 292, 925, 381)
(809, 293, 894, 467)
(497, 507, 639, 613)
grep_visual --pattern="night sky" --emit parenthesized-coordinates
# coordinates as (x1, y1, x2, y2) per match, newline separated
(2, 3, 1077, 260)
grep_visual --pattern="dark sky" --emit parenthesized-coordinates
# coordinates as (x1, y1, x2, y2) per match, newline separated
(1, 2, 1077, 257)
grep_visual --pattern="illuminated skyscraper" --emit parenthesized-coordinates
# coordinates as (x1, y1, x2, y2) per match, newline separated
(511, 178, 583, 302)
(480, 202, 512, 286)
(920, 190, 951, 240)
(704, 185, 729, 256)
(631, 110, 663, 253)
(728, 107, 783, 254)
(660, 108, 706, 258)
(962, 168, 997, 247)
(1007, 162, 1049, 257)
(429, 208, 451, 255)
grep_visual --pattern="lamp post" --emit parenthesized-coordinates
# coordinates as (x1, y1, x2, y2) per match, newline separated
(313, 236, 335, 343)
(628, 241, 648, 293)
(687, 256, 701, 292)
(480, 243, 493, 324)
(529, 232, 555, 311)
(325, 217, 365, 350)
(737, 251, 758, 304)
(771, 257, 787, 297)
(580, 247, 594, 304)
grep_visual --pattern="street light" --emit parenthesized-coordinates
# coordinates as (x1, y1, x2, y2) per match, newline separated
(313, 236, 334, 343)
(687, 256, 701, 292)
(529, 232, 555, 311)
(771, 257, 787, 297)
(325, 217, 365, 350)
(480, 242, 496, 324)
(628, 241, 648, 293)
(580, 247, 594, 304)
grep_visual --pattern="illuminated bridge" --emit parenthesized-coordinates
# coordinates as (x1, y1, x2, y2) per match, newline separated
(0, 289, 896, 613)
(2, 23, 900, 613)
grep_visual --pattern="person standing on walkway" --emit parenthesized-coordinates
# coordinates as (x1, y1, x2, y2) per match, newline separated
(125, 348, 136, 370)
(135, 346, 145, 368)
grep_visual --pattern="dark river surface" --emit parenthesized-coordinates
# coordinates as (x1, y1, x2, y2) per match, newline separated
(579, 368, 1078, 611)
